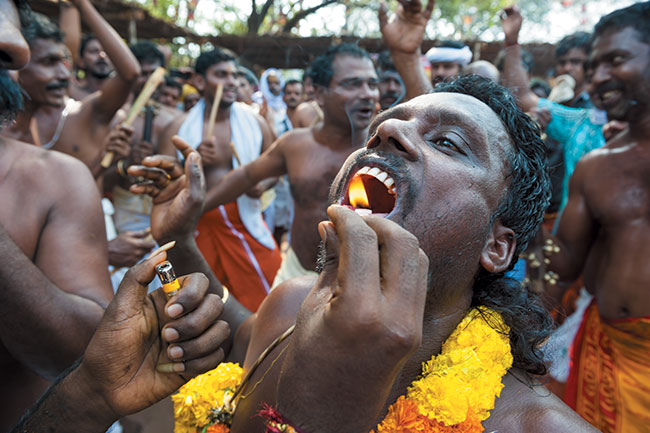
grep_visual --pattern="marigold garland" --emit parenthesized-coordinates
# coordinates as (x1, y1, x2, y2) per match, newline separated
(172, 307, 512, 433)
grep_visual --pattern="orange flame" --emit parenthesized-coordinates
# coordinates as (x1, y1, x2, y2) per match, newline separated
(349, 175, 370, 208)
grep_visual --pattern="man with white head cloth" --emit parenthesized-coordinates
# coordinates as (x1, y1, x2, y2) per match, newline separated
(425, 40, 472, 85)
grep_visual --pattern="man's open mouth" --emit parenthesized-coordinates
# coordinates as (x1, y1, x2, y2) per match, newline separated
(341, 165, 397, 217)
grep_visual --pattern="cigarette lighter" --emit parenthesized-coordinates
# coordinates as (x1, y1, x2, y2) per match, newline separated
(155, 260, 181, 299)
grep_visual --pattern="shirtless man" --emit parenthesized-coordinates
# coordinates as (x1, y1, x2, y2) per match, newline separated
(0, 0, 139, 178)
(19, 3, 598, 429)
(281, 79, 303, 130)
(159, 48, 280, 312)
(540, 3, 650, 430)
(291, 67, 323, 128)
(68, 35, 113, 101)
(202, 43, 379, 287)
(0, 1, 114, 429)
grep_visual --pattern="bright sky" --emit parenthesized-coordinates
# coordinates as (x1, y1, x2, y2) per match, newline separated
(190, 0, 640, 44)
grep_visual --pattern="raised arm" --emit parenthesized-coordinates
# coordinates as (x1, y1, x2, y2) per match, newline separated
(500, 6, 539, 112)
(378, 0, 435, 100)
(59, 1, 81, 66)
(0, 156, 113, 379)
(71, 0, 139, 122)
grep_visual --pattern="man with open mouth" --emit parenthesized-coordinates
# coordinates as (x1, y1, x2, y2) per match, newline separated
(201, 43, 380, 290)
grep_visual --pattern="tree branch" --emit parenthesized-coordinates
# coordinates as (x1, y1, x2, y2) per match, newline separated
(281, 0, 340, 33)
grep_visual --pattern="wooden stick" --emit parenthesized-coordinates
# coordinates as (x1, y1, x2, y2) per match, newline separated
(101, 66, 166, 168)
(205, 83, 223, 141)
(229, 142, 242, 167)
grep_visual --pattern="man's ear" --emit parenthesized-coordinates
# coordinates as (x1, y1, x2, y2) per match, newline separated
(479, 221, 516, 273)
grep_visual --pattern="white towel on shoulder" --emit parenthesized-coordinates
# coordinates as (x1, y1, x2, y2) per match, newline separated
(177, 99, 276, 250)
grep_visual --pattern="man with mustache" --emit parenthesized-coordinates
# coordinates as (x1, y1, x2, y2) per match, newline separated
(68, 34, 114, 100)
(18, 1, 600, 430)
(0, 0, 115, 429)
(537, 3, 650, 431)
(376, 50, 405, 110)
(0, 2, 230, 432)
(158, 48, 281, 313)
(199, 43, 380, 289)
(0, 0, 139, 179)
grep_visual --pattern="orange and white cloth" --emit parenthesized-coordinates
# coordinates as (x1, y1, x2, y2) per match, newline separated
(196, 202, 281, 312)
(564, 301, 650, 432)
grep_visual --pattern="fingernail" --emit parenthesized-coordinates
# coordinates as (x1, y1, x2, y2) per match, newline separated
(162, 327, 179, 342)
(150, 241, 176, 258)
(318, 222, 327, 243)
(167, 303, 183, 318)
(168, 345, 183, 360)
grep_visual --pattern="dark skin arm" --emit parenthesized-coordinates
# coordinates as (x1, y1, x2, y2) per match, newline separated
(128, 137, 251, 351)
(0, 157, 113, 379)
(59, 1, 81, 66)
(500, 6, 539, 113)
(543, 159, 597, 309)
(378, 0, 435, 100)
(204, 134, 287, 211)
(12, 252, 229, 432)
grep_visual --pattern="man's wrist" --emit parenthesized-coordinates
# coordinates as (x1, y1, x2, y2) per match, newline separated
(504, 36, 519, 47)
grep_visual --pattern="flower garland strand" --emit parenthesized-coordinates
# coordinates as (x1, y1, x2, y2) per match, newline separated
(172, 307, 512, 433)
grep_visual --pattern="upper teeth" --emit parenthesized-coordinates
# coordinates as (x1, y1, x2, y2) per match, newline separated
(356, 166, 396, 193)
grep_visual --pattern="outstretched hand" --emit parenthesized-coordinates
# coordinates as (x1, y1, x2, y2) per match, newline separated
(277, 206, 429, 432)
(77, 251, 228, 417)
(379, 0, 435, 54)
(501, 5, 522, 45)
(128, 136, 205, 244)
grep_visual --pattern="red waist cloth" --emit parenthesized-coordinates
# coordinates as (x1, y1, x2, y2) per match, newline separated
(564, 301, 650, 432)
(195, 202, 281, 312)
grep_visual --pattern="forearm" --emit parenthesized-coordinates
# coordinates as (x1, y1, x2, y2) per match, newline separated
(205, 166, 257, 211)
(390, 50, 432, 100)
(77, 0, 139, 83)
(11, 360, 116, 433)
(0, 228, 106, 378)
(59, 2, 81, 65)
(501, 44, 538, 112)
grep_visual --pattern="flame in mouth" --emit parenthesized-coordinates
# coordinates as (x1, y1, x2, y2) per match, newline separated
(348, 175, 370, 209)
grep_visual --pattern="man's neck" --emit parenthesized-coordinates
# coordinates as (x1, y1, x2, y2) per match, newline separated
(203, 99, 231, 123)
(83, 74, 105, 94)
(317, 119, 368, 149)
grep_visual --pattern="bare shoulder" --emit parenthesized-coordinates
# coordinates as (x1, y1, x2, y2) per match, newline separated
(486, 373, 598, 433)
(241, 275, 317, 370)
(278, 127, 316, 148)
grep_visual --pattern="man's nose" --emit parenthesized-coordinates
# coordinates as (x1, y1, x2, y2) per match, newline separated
(591, 63, 611, 85)
(56, 61, 71, 80)
(366, 118, 418, 161)
(0, 23, 30, 70)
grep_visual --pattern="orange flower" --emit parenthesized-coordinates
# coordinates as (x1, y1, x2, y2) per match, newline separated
(377, 396, 427, 432)
(205, 424, 230, 433)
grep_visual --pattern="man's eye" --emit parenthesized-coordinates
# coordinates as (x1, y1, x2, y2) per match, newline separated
(435, 137, 457, 149)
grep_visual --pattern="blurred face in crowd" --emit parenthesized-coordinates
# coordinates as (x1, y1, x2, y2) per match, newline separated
(158, 84, 180, 108)
(378, 70, 404, 110)
(430, 61, 461, 85)
(183, 92, 199, 111)
(202, 60, 239, 108)
(267, 71, 282, 96)
(556, 47, 588, 90)
(80, 38, 113, 79)
(237, 74, 254, 103)
(283, 82, 303, 109)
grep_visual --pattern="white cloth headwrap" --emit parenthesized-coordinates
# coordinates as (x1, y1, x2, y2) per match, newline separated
(177, 99, 276, 250)
(425, 46, 473, 66)
(259, 68, 286, 112)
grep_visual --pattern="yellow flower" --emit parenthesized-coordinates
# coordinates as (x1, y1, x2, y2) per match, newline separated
(172, 363, 243, 432)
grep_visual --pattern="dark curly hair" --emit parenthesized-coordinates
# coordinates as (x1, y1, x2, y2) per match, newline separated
(308, 43, 373, 88)
(21, 12, 63, 46)
(434, 75, 553, 377)
(594, 1, 650, 44)
(195, 47, 237, 77)
(556, 31, 591, 58)
(129, 41, 166, 68)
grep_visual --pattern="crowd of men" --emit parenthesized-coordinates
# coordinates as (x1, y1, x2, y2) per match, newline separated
(1, 0, 649, 432)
